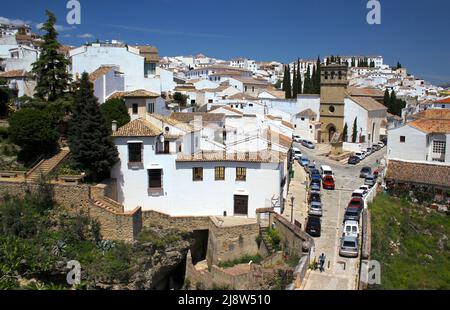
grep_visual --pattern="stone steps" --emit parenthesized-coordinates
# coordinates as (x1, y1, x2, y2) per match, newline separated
(261, 231, 275, 254)
(27, 149, 70, 182)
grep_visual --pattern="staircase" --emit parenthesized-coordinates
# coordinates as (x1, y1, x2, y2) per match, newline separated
(92, 199, 120, 214)
(26, 149, 70, 182)
(93, 197, 124, 214)
(261, 230, 275, 255)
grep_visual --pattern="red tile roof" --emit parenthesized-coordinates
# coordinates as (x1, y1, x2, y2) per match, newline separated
(386, 160, 450, 189)
(112, 118, 162, 137)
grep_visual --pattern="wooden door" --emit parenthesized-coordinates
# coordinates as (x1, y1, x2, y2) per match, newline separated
(234, 195, 248, 216)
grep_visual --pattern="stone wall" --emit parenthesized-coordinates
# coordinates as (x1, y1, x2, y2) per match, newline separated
(273, 213, 314, 255)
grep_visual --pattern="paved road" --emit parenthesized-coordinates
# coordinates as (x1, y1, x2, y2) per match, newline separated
(296, 143, 386, 290)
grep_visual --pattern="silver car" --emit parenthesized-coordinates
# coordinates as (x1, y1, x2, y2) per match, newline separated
(364, 175, 376, 187)
(339, 236, 359, 258)
(308, 201, 323, 217)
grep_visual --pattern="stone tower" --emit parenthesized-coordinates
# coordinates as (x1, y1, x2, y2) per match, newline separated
(319, 64, 348, 143)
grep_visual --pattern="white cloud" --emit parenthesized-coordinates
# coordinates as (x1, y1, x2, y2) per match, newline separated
(62, 33, 94, 39)
(0, 16, 31, 26)
(36, 22, 76, 32)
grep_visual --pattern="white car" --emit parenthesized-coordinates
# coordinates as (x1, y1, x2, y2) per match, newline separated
(352, 189, 366, 199)
(359, 185, 370, 196)
(343, 220, 360, 238)
(293, 135, 302, 143)
(293, 147, 302, 160)
(377, 141, 385, 148)
(354, 152, 364, 161)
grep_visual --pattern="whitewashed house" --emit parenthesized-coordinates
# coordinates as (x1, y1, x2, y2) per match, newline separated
(89, 66, 125, 104)
(5, 45, 39, 72)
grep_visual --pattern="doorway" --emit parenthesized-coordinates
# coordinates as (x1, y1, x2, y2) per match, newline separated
(234, 195, 249, 216)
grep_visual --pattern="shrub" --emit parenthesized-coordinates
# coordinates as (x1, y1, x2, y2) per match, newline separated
(218, 254, 263, 268)
(266, 228, 281, 251)
(100, 98, 130, 128)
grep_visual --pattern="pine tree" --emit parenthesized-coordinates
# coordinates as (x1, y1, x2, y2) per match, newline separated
(383, 89, 390, 108)
(68, 72, 118, 181)
(297, 59, 302, 95)
(311, 65, 316, 94)
(32, 10, 70, 101)
(285, 64, 292, 99)
(343, 123, 348, 142)
(292, 65, 298, 98)
(352, 117, 358, 143)
(315, 57, 321, 94)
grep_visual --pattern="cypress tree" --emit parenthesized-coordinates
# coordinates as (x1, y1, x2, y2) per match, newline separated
(396, 62, 402, 69)
(282, 65, 287, 92)
(284, 65, 292, 99)
(297, 59, 302, 95)
(389, 90, 397, 115)
(352, 117, 358, 143)
(315, 57, 321, 94)
(68, 72, 119, 181)
(343, 123, 348, 142)
(292, 65, 298, 98)
(383, 89, 390, 108)
(32, 10, 70, 101)
(311, 65, 316, 94)
(303, 66, 311, 94)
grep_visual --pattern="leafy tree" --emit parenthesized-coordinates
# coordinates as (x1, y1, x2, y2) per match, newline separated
(0, 79, 16, 118)
(31, 10, 70, 101)
(352, 117, 358, 143)
(8, 108, 59, 159)
(68, 72, 118, 181)
(100, 98, 130, 128)
(173, 92, 188, 107)
(343, 123, 348, 142)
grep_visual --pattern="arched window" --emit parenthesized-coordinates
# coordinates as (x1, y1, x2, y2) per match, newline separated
(331, 71, 335, 79)
(338, 71, 342, 79)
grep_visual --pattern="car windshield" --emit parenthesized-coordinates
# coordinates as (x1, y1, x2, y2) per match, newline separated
(346, 209, 358, 216)
(343, 241, 356, 247)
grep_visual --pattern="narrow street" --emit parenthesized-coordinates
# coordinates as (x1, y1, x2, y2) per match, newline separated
(285, 143, 386, 290)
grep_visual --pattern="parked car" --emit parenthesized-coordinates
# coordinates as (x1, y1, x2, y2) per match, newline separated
(354, 152, 364, 161)
(348, 197, 365, 210)
(366, 147, 373, 155)
(310, 180, 321, 192)
(293, 135, 302, 143)
(306, 163, 316, 174)
(322, 175, 335, 190)
(308, 191, 321, 203)
(360, 166, 372, 178)
(308, 201, 323, 217)
(372, 144, 380, 152)
(339, 236, 359, 258)
(365, 175, 376, 187)
(300, 157, 310, 167)
(377, 141, 385, 148)
(305, 216, 321, 237)
(352, 189, 366, 199)
(348, 156, 361, 165)
(302, 140, 315, 149)
(310, 169, 321, 182)
(320, 165, 334, 180)
(343, 220, 359, 238)
(359, 185, 370, 196)
(293, 147, 302, 160)
(344, 207, 361, 222)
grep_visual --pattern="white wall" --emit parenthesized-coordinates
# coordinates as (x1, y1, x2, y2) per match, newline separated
(387, 125, 427, 161)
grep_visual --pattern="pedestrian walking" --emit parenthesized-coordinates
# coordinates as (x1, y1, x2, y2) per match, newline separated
(319, 253, 326, 272)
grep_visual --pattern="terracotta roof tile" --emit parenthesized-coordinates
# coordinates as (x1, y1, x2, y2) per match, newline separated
(170, 112, 225, 123)
(0, 69, 30, 78)
(436, 97, 450, 104)
(262, 129, 293, 149)
(386, 160, 450, 189)
(296, 109, 317, 118)
(348, 96, 387, 112)
(89, 66, 116, 82)
(408, 119, 450, 134)
(210, 106, 243, 115)
(124, 89, 160, 98)
(347, 87, 384, 98)
(112, 118, 162, 137)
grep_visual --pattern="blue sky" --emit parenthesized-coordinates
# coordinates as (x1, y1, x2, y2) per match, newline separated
(1, 0, 449, 84)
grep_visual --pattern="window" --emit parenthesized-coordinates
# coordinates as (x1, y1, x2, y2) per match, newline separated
(148, 102, 155, 114)
(156, 141, 170, 154)
(329, 105, 335, 113)
(148, 169, 163, 189)
(132, 103, 138, 115)
(208, 99, 213, 103)
(236, 167, 246, 181)
(433, 141, 446, 154)
(400, 136, 406, 143)
(215, 167, 225, 181)
(128, 143, 142, 163)
(193, 167, 203, 181)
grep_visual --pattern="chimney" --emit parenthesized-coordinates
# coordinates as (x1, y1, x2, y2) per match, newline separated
(112, 120, 118, 132)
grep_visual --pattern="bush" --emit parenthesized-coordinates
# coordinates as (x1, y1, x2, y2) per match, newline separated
(8, 108, 59, 158)
(218, 254, 263, 268)
(266, 228, 281, 251)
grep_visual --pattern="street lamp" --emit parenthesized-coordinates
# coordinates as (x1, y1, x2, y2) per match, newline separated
(290, 196, 295, 224)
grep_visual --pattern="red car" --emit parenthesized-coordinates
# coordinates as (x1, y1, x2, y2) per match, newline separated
(323, 175, 335, 190)
(348, 197, 364, 210)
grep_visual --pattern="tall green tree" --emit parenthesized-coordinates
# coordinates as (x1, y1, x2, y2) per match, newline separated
(314, 57, 321, 94)
(32, 10, 70, 101)
(292, 65, 298, 98)
(383, 89, 390, 108)
(282, 65, 287, 92)
(297, 59, 302, 95)
(388, 90, 397, 114)
(352, 117, 358, 143)
(68, 73, 118, 181)
(343, 123, 348, 142)
(284, 64, 292, 99)
(303, 66, 311, 94)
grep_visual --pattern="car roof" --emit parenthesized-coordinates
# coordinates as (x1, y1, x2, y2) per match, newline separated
(360, 185, 369, 189)
(353, 189, 365, 194)
(362, 166, 371, 170)
(321, 165, 332, 171)
(344, 220, 359, 226)
(293, 147, 301, 152)
(310, 201, 322, 206)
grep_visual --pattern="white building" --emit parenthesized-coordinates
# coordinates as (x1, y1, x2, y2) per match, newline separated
(110, 115, 287, 217)
(4, 45, 39, 72)
(0, 69, 36, 97)
(388, 109, 450, 164)
(89, 66, 125, 104)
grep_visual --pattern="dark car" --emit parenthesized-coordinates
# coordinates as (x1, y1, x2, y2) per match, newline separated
(344, 207, 361, 222)
(306, 163, 316, 174)
(308, 191, 321, 203)
(372, 144, 380, 152)
(310, 180, 321, 191)
(348, 156, 360, 165)
(360, 166, 372, 178)
(310, 169, 321, 182)
(305, 216, 321, 237)
(322, 175, 335, 190)
(348, 197, 364, 210)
